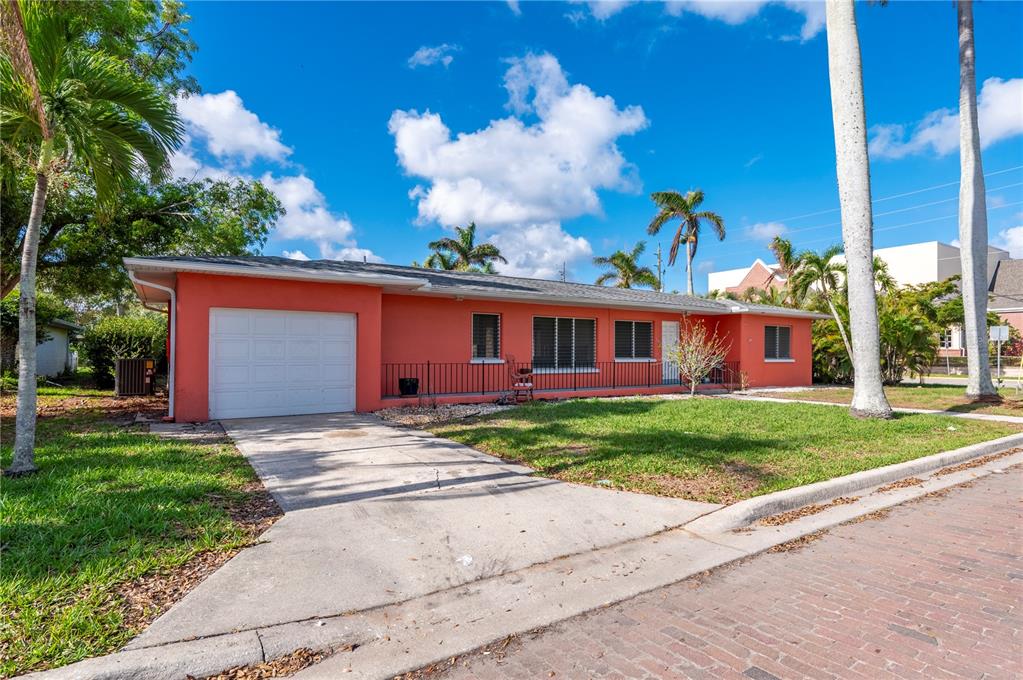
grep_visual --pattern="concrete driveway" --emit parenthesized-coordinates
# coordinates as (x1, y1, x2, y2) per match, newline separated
(130, 413, 718, 649)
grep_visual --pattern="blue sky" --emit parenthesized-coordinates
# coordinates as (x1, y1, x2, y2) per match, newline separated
(172, 0, 1023, 293)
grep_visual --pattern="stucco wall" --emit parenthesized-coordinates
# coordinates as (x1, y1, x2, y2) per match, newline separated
(174, 273, 383, 421)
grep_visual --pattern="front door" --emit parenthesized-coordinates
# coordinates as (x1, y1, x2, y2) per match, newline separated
(661, 320, 679, 383)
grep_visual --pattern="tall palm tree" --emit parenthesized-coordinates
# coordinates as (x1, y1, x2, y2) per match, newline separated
(427, 222, 507, 273)
(594, 241, 659, 289)
(824, 0, 892, 418)
(646, 189, 725, 296)
(956, 0, 997, 400)
(791, 245, 854, 365)
(1, 1, 182, 474)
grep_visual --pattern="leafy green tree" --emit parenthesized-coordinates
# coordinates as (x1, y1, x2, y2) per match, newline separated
(594, 241, 658, 289)
(646, 189, 725, 295)
(425, 222, 506, 273)
(1, 1, 182, 474)
(0, 289, 72, 372)
(1, 171, 282, 300)
(791, 245, 854, 367)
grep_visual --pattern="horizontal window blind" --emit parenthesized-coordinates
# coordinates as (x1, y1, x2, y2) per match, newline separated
(472, 314, 500, 359)
(614, 321, 653, 359)
(764, 325, 791, 360)
(533, 317, 595, 368)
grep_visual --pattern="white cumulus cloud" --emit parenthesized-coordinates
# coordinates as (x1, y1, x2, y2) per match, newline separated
(995, 226, 1023, 258)
(282, 249, 310, 261)
(574, 1, 825, 39)
(746, 221, 788, 242)
(175, 91, 292, 164)
(869, 78, 1023, 160)
(388, 52, 647, 278)
(170, 91, 378, 262)
(408, 44, 461, 69)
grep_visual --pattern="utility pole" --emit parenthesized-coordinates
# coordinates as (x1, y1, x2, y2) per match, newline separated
(656, 243, 664, 292)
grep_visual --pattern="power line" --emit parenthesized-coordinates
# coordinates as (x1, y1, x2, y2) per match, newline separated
(763, 164, 1023, 224)
(724, 181, 1023, 249)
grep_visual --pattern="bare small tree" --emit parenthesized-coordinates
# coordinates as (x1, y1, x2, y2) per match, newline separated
(666, 317, 731, 396)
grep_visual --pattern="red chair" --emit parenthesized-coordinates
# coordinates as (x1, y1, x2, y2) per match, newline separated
(506, 355, 534, 402)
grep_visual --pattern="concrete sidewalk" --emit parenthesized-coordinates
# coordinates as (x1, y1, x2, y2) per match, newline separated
(731, 391, 1023, 424)
(129, 413, 716, 648)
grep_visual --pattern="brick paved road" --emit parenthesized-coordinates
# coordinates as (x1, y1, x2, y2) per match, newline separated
(439, 468, 1022, 679)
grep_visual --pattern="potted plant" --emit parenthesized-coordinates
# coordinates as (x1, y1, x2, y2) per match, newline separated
(398, 377, 419, 396)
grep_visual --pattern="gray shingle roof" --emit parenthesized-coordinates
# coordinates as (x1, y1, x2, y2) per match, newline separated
(126, 255, 826, 318)
(989, 259, 1023, 311)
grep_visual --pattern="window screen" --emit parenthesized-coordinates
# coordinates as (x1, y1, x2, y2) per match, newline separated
(533, 317, 596, 369)
(472, 314, 500, 359)
(614, 321, 653, 359)
(764, 325, 792, 360)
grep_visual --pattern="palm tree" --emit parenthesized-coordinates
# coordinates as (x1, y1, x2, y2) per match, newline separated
(427, 222, 507, 273)
(791, 246, 854, 367)
(646, 190, 725, 296)
(769, 236, 801, 304)
(824, 0, 892, 418)
(1, 1, 182, 474)
(594, 241, 659, 289)
(956, 0, 997, 400)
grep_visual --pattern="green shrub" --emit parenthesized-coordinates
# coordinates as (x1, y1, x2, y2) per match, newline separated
(81, 316, 166, 388)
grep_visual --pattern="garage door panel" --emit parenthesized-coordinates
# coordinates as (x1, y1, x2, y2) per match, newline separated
(213, 310, 251, 334)
(252, 314, 287, 335)
(214, 339, 250, 361)
(209, 308, 356, 419)
(252, 339, 286, 360)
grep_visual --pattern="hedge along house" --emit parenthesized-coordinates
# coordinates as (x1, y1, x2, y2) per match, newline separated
(124, 256, 827, 422)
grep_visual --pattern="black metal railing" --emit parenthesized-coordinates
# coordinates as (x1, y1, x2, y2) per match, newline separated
(381, 360, 741, 398)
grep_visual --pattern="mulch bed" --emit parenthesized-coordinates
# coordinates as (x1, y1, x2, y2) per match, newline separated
(191, 648, 326, 680)
(760, 496, 859, 527)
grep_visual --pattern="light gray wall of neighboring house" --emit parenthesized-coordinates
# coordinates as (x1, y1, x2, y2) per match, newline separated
(37, 325, 72, 377)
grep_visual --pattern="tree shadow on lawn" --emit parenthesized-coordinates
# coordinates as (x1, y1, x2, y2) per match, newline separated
(2, 423, 256, 589)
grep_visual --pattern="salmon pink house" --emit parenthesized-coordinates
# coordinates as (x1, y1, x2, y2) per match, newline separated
(124, 256, 826, 422)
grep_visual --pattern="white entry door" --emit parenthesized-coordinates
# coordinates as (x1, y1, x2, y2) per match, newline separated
(661, 320, 680, 383)
(209, 308, 356, 419)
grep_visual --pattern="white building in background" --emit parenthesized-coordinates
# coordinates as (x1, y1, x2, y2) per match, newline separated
(706, 241, 1013, 357)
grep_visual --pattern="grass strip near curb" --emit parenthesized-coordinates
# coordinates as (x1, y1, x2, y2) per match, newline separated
(432, 397, 1022, 504)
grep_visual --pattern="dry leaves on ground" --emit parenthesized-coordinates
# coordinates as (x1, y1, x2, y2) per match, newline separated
(191, 648, 325, 680)
(376, 403, 514, 427)
(932, 448, 1020, 477)
(874, 477, 925, 493)
(767, 529, 829, 553)
(760, 496, 859, 527)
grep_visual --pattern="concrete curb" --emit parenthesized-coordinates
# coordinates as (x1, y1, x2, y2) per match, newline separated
(685, 431, 1023, 535)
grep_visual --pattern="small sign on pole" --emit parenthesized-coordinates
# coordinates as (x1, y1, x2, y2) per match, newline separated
(992, 325, 1010, 380)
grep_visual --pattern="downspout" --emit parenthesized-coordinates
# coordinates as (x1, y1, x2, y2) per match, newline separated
(128, 271, 176, 421)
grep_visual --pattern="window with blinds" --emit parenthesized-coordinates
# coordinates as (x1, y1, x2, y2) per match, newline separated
(764, 325, 792, 360)
(533, 317, 596, 369)
(614, 321, 653, 359)
(472, 313, 500, 359)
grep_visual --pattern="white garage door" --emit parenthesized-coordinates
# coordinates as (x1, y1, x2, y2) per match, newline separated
(209, 308, 356, 419)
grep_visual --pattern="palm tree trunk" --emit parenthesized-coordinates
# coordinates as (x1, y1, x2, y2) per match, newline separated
(957, 0, 997, 400)
(825, 0, 892, 419)
(685, 240, 694, 295)
(9, 171, 48, 475)
(826, 294, 855, 367)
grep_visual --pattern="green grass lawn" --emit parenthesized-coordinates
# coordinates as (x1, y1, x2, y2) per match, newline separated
(764, 385, 1023, 417)
(432, 397, 1021, 505)
(1, 388, 275, 676)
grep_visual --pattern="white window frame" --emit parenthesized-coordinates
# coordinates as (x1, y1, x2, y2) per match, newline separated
(470, 312, 503, 364)
(764, 324, 794, 362)
(614, 319, 656, 362)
